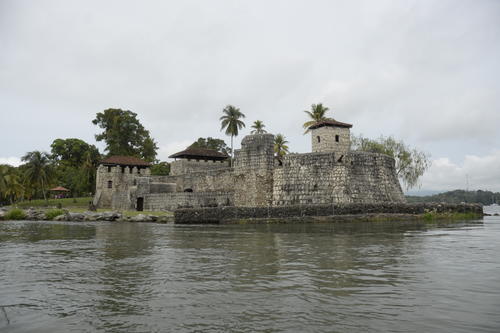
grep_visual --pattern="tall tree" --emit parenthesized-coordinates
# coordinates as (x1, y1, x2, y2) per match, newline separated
(21, 151, 55, 201)
(51, 138, 100, 167)
(0, 165, 23, 204)
(92, 108, 158, 162)
(150, 162, 170, 176)
(219, 105, 246, 166)
(251, 120, 267, 134)
(302, 103, 332, 134)
(351, 134, 431, 190)
(50, 138, 101, 196)
(189, 137, 231, 155)
(274, 134, 290, 158)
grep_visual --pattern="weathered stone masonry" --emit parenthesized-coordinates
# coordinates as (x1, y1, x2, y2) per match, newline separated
(94, 118, 406, 211)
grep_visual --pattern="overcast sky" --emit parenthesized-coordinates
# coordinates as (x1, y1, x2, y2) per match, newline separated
(1, 0, 499, 194)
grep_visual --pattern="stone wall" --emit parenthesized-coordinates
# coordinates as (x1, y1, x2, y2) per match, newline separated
(311, 126, 350, 154)
(143, 192, 233, 211)
(233, 134, 275, 206)
(348, 152, 406, 203)
(95, 165, 150, 208)
(170, 159, 229, 176)
(176, 168, 234, 193)
(174, 203, 483, 224)
(273, 152, 349, 205)
(272, 151, 405, 206)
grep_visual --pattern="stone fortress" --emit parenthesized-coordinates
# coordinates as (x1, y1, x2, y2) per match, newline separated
(93, 119, 406, 211)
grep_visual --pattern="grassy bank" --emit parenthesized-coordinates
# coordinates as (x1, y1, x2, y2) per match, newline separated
(13, 197, 92, 209)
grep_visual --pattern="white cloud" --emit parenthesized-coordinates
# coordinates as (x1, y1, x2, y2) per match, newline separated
(419, 150, 500, 192)
(0, 157, 22, 167)
(1, 0, 499, 180)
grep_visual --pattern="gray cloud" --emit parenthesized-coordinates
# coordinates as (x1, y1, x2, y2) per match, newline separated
(1, 0, 499, 192)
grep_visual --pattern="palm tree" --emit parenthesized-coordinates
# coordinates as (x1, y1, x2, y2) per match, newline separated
(251, 120, 267, 134)
(274, 134, 289, 158)
(220, 105, 246, 166)
(302, 103, 332, 134)
(0, 165, 24, 204)
(0, 165, 7, 196)
(21, 151, 54, 202)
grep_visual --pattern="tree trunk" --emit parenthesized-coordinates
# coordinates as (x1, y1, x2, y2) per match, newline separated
(41, 178, 47, 203)
(231, 135, 234, 167)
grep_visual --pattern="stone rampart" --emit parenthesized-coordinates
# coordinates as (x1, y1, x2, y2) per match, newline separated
(143, 192, 233, 211)
(348, 152, 406, 203)
(174, 203, 483, 224)
(233, 134, 275, 206)
(272, 151, 405, 206)
(176, 168, 234, 193)
(170, 159, 229, 176)
(273, 152, 349, 205)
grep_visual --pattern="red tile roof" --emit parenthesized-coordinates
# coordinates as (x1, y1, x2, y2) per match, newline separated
(100, 156, 151, 166)
(169, 147, 229, 160)
(49, 186, 70, 191)
(308, 119, 353, 129)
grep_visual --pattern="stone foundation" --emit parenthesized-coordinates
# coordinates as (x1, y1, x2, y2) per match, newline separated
(174, 203, 483, 224)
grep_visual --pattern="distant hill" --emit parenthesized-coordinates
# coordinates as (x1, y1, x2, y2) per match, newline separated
(406, 190, 500, 205)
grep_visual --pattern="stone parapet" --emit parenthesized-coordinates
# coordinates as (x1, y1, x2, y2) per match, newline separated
(143, 192, 233, 211)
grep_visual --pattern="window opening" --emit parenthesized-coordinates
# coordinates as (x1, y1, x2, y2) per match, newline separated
(335, 135, 340, 142)
(317, 136, 321, 143)
(107, 181, 112, 189)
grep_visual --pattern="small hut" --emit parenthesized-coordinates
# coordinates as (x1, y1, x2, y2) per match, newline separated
(49, 186, 70, 199)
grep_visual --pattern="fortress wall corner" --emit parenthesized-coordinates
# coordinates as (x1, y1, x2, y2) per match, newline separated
(347, 152, 406, 203)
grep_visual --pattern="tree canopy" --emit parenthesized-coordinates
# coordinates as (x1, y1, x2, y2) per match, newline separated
(51, 138, 100, 167)
(21, 151, 55, 201)
(303, 103, 332, 134)
(0, 164, 23, 204)
(189, 137, 231, 155)
(50, 138, 101, 197)
(220, 105, 246, 165)
(251, 120, 267, 134)
(150, 162, 170, 176)
(92, 108, 158, 162)
(274, 134, 290, 158)
(351, 134, 431, 190)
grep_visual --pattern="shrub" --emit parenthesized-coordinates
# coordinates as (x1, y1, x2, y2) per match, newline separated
(5, 208, 27, 220)
(45, 209, 66, 220)
(423, 212, 435, 221)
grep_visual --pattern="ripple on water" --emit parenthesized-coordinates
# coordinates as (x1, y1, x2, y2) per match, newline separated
(1, 219, 500, 332)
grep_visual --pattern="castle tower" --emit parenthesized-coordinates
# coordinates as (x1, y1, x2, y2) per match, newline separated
(93, 156, 151, 209)
(309, 119, 352, 155)
(233, 133, 275, 206)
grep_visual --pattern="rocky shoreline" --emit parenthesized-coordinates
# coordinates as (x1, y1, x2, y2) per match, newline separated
(174, 202, 484, 224)
(0, 202, 485, 224)
(0, 207, 173, 223)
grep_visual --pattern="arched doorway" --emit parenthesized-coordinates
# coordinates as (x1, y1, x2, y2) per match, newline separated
(136, 197, 144, 211)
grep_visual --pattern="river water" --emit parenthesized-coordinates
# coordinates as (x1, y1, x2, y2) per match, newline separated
(1, 207, 500, 333)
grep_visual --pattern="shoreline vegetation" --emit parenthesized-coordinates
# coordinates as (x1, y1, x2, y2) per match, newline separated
(0, 201, 484, 224)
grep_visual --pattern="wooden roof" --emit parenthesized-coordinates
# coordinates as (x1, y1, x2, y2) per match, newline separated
(169, 147, 229, 160)
(100, 156, 151, 167)
(308, 119, 353, 130)
(49, 186, 70, 192)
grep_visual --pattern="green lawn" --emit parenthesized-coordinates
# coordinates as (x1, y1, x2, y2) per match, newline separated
(66, 208, 173, 217)
(13, 197, 93, 209)
(10, 197, 173, 217)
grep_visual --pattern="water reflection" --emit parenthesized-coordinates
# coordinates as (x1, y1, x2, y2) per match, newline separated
(0, 218, 497, 333)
